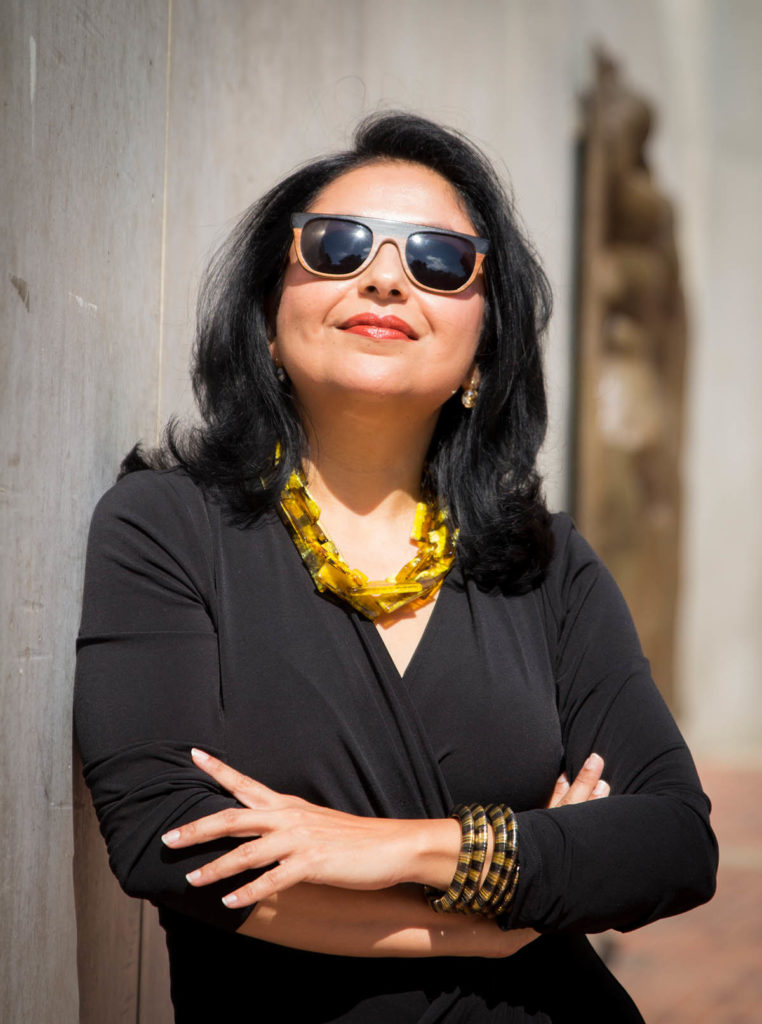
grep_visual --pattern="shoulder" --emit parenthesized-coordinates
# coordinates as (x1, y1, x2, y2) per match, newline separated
(93, 467, 209, 525)
(80, 469, 223, 625)
(541, 511, 612, 617)
(88, 468, 216, 566)
(546, 511, 603, 583)
(543, 511, 641, 649)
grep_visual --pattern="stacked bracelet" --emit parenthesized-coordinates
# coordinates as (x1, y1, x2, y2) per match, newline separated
(426, 803, 519, 919)
(471, 804, 508, 911)
(426, 805, 476, 912)
(458, 804, 490, 907)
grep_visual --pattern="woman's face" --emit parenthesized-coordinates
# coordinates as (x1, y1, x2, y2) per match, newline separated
(271, 160, 486, 421)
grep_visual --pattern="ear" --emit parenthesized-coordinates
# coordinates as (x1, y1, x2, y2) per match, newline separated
(264, 287, 281, 344)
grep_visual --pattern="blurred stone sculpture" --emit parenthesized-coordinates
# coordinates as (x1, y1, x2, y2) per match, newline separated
(574, 50, 688, 709)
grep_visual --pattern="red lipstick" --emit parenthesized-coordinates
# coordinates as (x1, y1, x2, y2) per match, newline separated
(339, 313, 418, 341)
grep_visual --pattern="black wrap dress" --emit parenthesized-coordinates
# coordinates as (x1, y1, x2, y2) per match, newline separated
(74, 469, 717, 1021)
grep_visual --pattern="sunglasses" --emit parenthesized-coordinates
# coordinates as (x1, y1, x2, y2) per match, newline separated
(290, 212, 489, 294)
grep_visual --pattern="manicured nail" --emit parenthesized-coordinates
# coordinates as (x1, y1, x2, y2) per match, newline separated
(191, 748, 209, 762)
(593, 780, 608, 796)
(162, 830, 181, 846)
(585, 753, 602, 770)
(222, 893, 239, 907)
(185, 870, 201, 883)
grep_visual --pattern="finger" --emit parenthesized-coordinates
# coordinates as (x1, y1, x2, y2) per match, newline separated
(560, 753, 605, 806)
(184, 834, 291, 888)
(221, 858, 305, 909)
(547, 774, 570, 809)
(591, 779, 610, 800)
(162, 807, 269, 848)
(191, 748, 279, 809)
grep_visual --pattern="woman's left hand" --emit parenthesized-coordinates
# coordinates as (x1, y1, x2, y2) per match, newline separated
(162, 748, 460, 908)
(547, 752, 610, 808)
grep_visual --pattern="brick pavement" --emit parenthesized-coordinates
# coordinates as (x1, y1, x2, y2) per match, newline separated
(600, 760, 762, 1023)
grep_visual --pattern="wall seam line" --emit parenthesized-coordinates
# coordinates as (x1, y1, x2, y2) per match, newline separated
(155, 0, 173, 443)
(135, 901, 144, 1024)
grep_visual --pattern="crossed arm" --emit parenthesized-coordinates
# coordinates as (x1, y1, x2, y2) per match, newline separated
(159, 747, 609, 959)
(76, 478, 716, 959)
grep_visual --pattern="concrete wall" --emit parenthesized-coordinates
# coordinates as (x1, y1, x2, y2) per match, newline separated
(2, 3, 169, 1020)
(669, 0, 762, 755)
(2, 1, 760, 1019)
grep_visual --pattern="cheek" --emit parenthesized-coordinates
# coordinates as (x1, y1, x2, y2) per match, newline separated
(275, 285, 323, 351)
(437, 293, 485, 360)
(465, 295, 486, 366)
(274, 256, 346, 338)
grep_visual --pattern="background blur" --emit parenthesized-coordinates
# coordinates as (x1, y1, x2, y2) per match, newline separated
(2, 1, 760, 1020)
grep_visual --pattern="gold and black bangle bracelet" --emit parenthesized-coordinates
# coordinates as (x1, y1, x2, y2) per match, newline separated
(425, 804, 476, 913)
(426, 803, 519, 918)
(494, 864, 521, 930)
(486, 808, 519, 918)
(457, 804, 490, 909)
(470, 804, 509, 912)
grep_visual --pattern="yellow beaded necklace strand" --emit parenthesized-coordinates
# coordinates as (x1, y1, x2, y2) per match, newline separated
(277, 468, 457, 621)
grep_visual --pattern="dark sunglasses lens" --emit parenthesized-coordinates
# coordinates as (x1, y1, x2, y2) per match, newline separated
(406, 233, 476, 291)
(299, 218, 372, 275)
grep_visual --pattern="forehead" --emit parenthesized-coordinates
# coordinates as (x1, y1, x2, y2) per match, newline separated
(308, 160, 475, 235)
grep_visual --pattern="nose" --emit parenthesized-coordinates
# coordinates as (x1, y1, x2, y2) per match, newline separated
(357, 240, 409, 299)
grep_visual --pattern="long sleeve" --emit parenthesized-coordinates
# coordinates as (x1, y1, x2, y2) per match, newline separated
(74, 470, 252, 931)
(504, 515, 718, 933)
(74, 477, 700, 1017)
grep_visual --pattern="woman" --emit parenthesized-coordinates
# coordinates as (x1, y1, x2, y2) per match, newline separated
(75, 112, 717, 1021)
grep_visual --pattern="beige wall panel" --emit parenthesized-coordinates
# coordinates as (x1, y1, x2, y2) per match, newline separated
(138, 904, 173, 1024)
(677, 0, 762, 754)
(73, 753, 142, 1024)
(0, 1, 168, 1020)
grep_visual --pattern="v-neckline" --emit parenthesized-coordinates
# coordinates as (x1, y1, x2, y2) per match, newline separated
(365, 576, 451, 683)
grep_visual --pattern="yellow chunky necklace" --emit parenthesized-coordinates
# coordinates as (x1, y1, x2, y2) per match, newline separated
(277, 468, 457, 621)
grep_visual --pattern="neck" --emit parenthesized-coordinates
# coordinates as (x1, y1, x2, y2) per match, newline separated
(299, 399, 438, 521)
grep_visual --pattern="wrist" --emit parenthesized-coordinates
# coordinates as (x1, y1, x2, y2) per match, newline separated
(405, 817, 463, 890)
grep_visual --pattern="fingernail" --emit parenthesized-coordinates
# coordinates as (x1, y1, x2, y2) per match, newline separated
(185, 870, 201, 883)
(162, 830, 181, 846)
(191, 748, 209, 762)
(222, 893, 239, 907)
(585, 753, 602, 770)
(593, 780, 608, 796)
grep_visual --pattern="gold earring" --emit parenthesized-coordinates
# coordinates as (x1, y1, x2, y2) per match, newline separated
(273, 356, 287, 383)
(461, 379, 479, 409)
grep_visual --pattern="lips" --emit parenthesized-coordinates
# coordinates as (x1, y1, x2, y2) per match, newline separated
(339, 313, 419, 341)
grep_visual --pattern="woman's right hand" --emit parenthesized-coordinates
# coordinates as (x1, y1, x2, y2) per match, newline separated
(547, 753, 610, 808)
(163, 749, 464, 907)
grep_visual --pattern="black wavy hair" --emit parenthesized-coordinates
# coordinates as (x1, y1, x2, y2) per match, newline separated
(124, 111, 555, 592)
